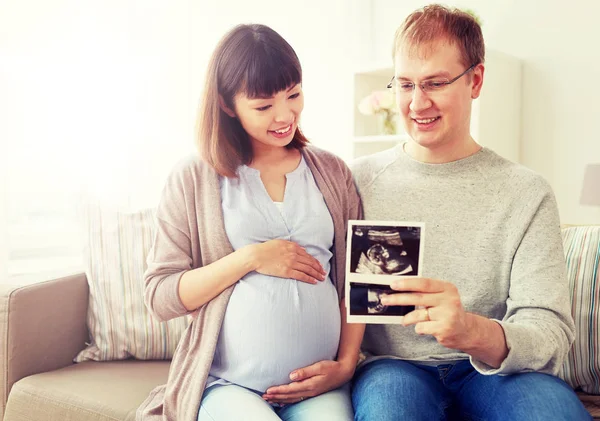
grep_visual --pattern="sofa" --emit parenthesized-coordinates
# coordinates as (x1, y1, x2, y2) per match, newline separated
(1, 224, 599, 420)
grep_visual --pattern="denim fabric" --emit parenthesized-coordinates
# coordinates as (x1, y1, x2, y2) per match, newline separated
(351, 359, 591, 421)
(197, 383, 353, 421)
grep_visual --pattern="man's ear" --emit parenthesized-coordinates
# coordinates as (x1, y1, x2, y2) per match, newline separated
(471, 63, 485, 99)
(219, 95, 236, 117)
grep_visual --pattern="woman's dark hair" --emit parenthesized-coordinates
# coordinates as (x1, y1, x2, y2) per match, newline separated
(197, 24, 309, 177)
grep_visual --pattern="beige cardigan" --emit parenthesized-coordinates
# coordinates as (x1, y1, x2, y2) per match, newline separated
(137, 146, 362, 421)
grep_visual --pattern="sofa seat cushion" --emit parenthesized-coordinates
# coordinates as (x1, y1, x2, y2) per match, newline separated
(578, 392, 600, 420)
(4, 360, 170, 421)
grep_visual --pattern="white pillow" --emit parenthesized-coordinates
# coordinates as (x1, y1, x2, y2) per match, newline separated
(559, 226, 600, 394)
(75, 205, 189, 362)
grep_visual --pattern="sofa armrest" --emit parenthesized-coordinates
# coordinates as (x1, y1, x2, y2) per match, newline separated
(0, 273, 89, 419)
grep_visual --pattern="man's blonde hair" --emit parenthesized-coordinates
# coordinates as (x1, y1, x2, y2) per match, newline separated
(393, 4, 485, 67)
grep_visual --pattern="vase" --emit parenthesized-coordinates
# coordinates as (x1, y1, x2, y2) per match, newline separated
(377, 111, 397, 135)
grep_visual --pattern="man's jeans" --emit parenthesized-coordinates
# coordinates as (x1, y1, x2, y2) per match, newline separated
(352, 359, 592, 421)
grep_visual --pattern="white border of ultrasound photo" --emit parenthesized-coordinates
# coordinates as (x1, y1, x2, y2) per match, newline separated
(345, 220, 425, 324)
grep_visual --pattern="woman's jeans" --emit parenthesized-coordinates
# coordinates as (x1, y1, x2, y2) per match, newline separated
(351, 359, 592, 421)
(197, 382, 353, 421)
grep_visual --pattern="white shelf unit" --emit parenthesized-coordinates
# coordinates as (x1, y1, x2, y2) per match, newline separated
(352, 50, 522, 161)
(352, 64, 402, 159)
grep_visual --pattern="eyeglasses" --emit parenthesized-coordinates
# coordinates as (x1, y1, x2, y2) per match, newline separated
(387, 64, 477, 94)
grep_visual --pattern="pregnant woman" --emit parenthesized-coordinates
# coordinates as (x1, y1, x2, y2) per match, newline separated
(136, 24, 364, 421)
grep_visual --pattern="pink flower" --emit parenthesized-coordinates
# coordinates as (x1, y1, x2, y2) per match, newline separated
(358, 90, 395, 115)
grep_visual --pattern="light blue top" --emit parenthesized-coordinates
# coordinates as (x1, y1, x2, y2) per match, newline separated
(208, 156, 341, 392)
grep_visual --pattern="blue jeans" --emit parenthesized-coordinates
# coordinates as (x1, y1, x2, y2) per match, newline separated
(351, 359, 591, 421)
(197, 382, 353, 421)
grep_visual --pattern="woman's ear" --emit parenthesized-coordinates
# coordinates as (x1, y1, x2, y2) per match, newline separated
(219, 95, 236, 118)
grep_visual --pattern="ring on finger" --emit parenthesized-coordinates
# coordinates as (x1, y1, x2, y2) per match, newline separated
(425, 307, 431, 321)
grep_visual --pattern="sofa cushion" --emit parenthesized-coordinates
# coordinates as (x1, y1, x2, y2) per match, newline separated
(75, 206, 190, 362)
(560, 226, 600, 395)
(4, 361, 170, 421)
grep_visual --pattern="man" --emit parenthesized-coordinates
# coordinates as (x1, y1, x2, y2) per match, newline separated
(350, 4, 591, 420)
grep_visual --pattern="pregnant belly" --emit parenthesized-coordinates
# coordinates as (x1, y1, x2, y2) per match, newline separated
(210, 274, 341, 392)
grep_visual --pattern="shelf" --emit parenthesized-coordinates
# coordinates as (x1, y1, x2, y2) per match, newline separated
(353, 134, 407, 143)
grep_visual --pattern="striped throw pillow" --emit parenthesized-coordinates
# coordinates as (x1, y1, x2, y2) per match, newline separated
(559, 226, 600, 394)
(75, 205, 190, 362)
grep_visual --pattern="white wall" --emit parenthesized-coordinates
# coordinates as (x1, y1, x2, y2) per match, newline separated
(0, 0, 196, 210)
(0, 0, 368, 280)
(371, 0, 600, 224)
(0, 0, 364, 209)
(1, 46, 9, 281)
(0, 107, 7, 282)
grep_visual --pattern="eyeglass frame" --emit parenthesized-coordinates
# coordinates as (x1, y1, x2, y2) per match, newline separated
(386, 63, 478, 92)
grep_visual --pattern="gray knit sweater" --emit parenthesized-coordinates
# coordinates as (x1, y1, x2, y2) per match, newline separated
(351, 143, 575, 375)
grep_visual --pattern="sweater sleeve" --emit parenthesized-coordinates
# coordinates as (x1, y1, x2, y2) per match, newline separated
(470, 180, 575, 375)
(143, 163, 194, 322)
(329, 156, 363, 301)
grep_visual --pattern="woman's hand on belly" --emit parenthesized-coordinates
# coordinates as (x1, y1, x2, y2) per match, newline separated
(262, 359, 355, 404)
(246, 239, 326, 284)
